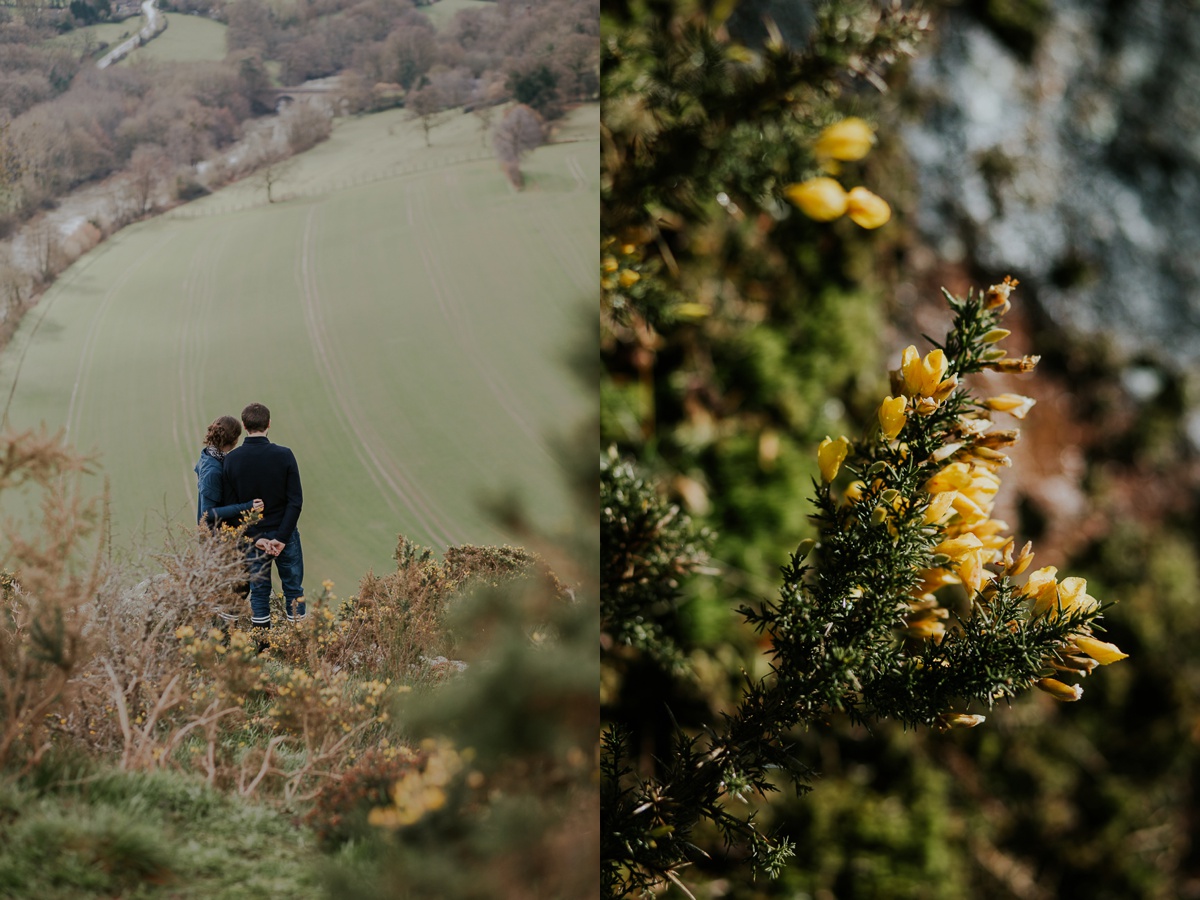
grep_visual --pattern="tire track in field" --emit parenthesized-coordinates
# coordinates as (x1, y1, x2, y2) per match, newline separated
(174, 232, 228, 503)
(1, 240, 112, 429)
(66, 230, 178, 440)
(408, 180, 560, 468)
(565, 152, 588, 192)
(295, 204, 463, 547)
(530, 154, 594, 296)
(172, 243, 206, 500)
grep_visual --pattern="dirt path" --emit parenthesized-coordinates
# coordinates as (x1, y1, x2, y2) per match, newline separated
(97, 0, 166, 70)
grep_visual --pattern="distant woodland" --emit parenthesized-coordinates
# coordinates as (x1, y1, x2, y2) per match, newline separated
(0, 0, 596, 338)
(0, 0, 597, 224)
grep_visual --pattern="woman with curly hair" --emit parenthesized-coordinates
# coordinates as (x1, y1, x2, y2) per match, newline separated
(195, 414, 263, 527)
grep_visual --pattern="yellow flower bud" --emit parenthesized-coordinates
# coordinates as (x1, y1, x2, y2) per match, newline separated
(814, 117, 875, 162)
(985, 276, 1018, 312)
(1036, 677, 1083, 701)
(817, 435, 849, 483)
(618, 269, 641, 288)
(602, 255, 619, 273)
(937, 712, 987, 729)
(985, 393, 1036, 419)
(983, 355, 1040, 374)
(1073, 635, 1128, 665)
(878, 395, 908, 441)
(846, 186, 891, 229)
(784, 177, 848, 222)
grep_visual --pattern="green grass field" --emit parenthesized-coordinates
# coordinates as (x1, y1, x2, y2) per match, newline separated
(121, 13, 228, 64)
(419, 0, 492, 28)
(0, 104, 597, 595)
(47, 20, 139, 59)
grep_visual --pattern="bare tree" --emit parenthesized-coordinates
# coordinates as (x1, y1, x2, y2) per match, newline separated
(470, 76, 507, 148)
(406, 84, 444, 148)
(254, 154, 297, 204)
(26, 217, 63, 286)
(491, 104, 543, 190)
(127, 143, 171, 216)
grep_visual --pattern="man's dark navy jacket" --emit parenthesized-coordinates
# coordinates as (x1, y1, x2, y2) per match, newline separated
(220, 435, 302, 544)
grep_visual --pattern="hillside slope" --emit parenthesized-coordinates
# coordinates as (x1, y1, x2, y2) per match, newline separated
(0, 104, 598, 593)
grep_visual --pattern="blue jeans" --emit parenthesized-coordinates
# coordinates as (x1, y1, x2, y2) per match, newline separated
(246, 531, 305, 625)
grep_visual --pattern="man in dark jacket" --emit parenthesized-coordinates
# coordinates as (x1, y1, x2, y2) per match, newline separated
(222, 402, 305, 627)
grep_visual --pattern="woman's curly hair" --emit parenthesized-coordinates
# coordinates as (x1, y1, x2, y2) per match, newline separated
(204, 415, 242, 450)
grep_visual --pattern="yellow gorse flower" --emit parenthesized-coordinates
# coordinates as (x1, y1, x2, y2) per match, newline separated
(784, 177, 847, 221)
(878, 395, 908, 441)
(817, 435, 849, 483)
(1036, 677, 1083, 701)
(814, 117, 875, 162)
(900, 345, 950, 399)
(985, 393, 1036, 419)
(846, 186, 891, 229)
(1072, 635, 1128, 665)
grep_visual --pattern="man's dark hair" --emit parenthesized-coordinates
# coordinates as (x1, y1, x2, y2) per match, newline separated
(242, 402, 271, 433)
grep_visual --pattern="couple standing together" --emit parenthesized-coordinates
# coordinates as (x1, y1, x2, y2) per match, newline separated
(195, 402, 305, 627)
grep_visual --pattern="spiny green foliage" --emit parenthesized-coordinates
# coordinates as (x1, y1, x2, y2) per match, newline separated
(601, 0, 919, 604)
(600, 448, 712, 670)
(600, 282, 1127, 896)
(601, 0, 927, 322)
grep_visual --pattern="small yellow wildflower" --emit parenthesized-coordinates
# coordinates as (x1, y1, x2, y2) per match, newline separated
(878, 395, 908, 441)
(784, 177, 848, 221)
(817, 435, 849, 483)
(846, 186, 891, 229)
(814, 117, 876, 162)
(618, 269, 641, 289)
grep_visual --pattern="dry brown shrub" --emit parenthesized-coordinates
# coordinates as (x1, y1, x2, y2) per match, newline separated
(69, 521, 258, 771)
(0, 429, 102, 770)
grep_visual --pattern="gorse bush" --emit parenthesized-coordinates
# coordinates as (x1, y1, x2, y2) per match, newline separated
(600, 280, 1129, 896)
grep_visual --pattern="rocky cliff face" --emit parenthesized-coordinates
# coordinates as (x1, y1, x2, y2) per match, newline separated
(905, 1, 1200, 369)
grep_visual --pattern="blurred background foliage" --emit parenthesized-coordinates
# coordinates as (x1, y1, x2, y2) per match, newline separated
(601, 0, 1200, 897)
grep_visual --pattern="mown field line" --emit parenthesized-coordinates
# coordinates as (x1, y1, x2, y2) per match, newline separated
(1, 235, 121, 429)
(295, 204, 463, 547)
(410, 180, 560, 469)
(67, 230, 179, 440)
